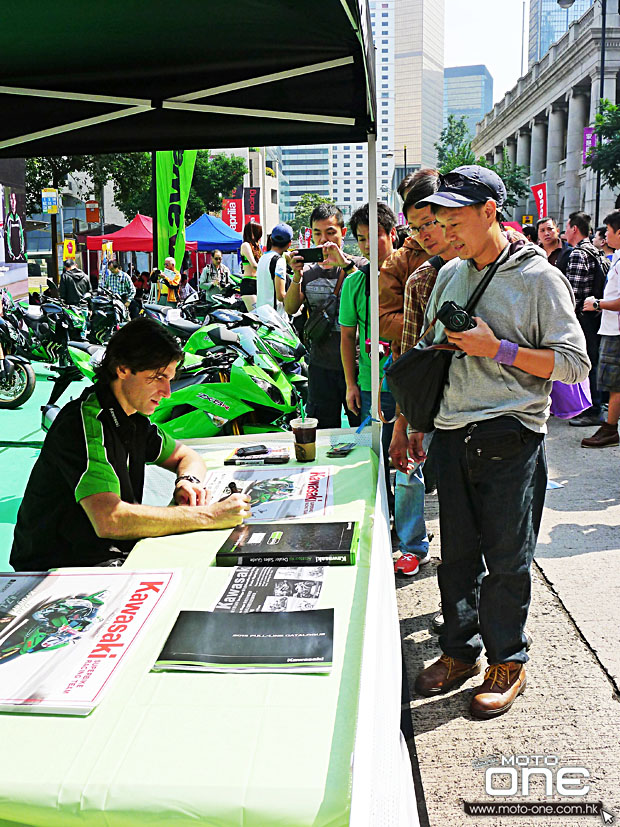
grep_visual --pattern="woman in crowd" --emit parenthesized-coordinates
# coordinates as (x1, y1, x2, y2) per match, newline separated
(239, 222, 263, 311)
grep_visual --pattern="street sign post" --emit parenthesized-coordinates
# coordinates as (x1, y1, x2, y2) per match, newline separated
(41, 188, 58, 214)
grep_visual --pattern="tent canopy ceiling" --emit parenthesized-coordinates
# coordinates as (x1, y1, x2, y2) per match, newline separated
(0, 1, 376, 157)
(185, 214, 243, 252)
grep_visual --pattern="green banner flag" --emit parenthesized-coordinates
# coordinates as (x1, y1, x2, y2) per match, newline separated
(156, 150, 197, 271)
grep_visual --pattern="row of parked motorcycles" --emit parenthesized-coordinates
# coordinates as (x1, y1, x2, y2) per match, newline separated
(0, 284, 127, 409)
(30, 285, 309, 440)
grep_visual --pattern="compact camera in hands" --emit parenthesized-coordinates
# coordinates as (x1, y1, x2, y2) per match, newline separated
(436, 300, 477, 333)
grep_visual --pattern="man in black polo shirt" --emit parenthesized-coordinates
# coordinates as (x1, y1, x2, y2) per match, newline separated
(11, 318, 250, 571)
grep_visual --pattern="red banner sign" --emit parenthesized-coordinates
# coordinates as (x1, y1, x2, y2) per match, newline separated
(530, 182, 548, 221)
(243, 187, 261, 225)
(221, 187, 243, 232)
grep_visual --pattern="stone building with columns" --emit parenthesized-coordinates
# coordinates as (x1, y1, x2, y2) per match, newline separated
(472, 0, 620, 226)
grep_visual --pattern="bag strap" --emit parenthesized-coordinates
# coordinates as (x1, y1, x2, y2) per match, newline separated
(269, 253, 281, 308)
(463, 243, 511, 314)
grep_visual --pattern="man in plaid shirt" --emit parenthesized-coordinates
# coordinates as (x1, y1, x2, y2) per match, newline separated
(561, 211, 609, 426)
(100, 261, 136, 303)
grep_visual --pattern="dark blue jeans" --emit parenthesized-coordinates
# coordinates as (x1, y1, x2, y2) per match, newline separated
(432, 417, 547, 665)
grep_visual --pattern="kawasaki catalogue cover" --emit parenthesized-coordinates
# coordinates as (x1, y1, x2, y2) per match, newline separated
(215, 521, 359, 567)
(0, 571, 176, 715)
(153, 608, 334, 674)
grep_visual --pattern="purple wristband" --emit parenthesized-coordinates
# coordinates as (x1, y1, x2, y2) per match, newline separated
(493, 339, 519, 366)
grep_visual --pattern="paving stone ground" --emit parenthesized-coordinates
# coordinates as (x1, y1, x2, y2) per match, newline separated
(396, 416, 620, 827)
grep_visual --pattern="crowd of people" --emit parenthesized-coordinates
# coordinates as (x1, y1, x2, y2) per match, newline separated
(11, 162, 620, 723)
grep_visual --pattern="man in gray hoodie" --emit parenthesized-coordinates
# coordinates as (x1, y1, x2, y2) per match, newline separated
(410, 166, 589, 719)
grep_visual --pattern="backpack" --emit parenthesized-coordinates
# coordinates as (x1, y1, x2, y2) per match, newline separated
(582, 247, 611, 299)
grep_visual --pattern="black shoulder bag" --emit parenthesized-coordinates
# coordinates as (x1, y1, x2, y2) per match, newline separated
(384, 246, 510, 432)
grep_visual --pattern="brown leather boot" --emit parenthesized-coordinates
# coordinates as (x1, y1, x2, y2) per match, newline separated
(470, 662, 526, 719)
(581, 423, 619, 449)
(415, 654, 482, 697)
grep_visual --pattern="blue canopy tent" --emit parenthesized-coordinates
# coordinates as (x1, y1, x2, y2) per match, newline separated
(185, 213, 242, 252)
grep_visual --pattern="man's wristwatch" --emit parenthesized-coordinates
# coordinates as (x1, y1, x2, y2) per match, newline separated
(593, 299, 601, 311)
(342, 259, 356, 274)
(175, 474, 202, 487)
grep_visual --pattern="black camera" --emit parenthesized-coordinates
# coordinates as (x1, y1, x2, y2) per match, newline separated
(436, 300, 477, 332)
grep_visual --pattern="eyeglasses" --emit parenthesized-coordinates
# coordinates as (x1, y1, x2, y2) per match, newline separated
(439, 172, 498, 200)
(408, 219, 438, 237)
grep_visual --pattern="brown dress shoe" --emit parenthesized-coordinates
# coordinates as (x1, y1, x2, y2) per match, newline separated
(581, 423, 619, 449)
(415, 654, 482, 697)
(470, 662, 526, 719)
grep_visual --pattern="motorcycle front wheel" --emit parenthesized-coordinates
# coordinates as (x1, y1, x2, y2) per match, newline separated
(0, 358, 36, 409)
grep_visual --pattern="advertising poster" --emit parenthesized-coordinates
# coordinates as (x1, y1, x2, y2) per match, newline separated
(530, 182, 548, 220)
(3, 189, 26, 265)
(221, 186, 243, 232)
(156, 150, 197, 270)
(243, 187, 261, 225)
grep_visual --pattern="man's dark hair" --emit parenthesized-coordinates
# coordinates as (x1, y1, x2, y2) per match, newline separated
(536, 216, 557, 231)
(349, 202, 397, 239)
(63, 259, 75, 269)
(568, 211, 592, 237)
(397, 171, 419, 200)
(109, 260, 120, 270)
(94, 317, 183, 384)
(309, 202, 345, 229)
(522, 224, 538, 243)
(604, 210, 620, 232)
(402, 169, 440, 218)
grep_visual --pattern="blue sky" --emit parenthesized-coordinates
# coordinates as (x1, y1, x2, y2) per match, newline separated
(444, 0, 530, 104)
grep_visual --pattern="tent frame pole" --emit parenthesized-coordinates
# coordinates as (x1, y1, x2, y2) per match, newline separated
(367, 131, 380, 456)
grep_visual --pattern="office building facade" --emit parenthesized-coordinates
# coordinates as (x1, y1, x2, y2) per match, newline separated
(279, 145, 332, 224)
(529, 0, 594, 67)
(473, 1, 619, 223)
(444, 65, 494, 137)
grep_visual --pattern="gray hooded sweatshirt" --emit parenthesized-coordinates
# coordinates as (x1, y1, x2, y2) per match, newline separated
(422, 241, 590, 433)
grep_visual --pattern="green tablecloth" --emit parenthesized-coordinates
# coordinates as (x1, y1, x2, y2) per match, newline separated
(0, 440, 379, 827)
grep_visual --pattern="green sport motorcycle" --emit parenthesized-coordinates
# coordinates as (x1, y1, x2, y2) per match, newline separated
(42, 324, 301, 439)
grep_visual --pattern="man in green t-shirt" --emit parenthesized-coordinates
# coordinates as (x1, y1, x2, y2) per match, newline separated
(331, 203, 429, 572)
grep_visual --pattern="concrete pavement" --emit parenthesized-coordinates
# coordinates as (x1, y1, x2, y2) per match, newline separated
(397, 416, 620, 827)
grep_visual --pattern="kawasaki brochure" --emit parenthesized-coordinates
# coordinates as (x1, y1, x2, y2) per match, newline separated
(213, 565, 326, 613)
(0, 570, 176, 715)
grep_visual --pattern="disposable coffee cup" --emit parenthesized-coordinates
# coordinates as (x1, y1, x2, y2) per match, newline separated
(290, 417, 318, 462)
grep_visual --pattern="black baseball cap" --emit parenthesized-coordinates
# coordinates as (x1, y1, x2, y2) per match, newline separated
(416, 165, 507, 214)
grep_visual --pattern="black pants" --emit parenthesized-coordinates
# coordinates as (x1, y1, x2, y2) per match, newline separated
(306, 363, 361, 430)
(579, 312, 602, 414)
(433, 417, 547, 665)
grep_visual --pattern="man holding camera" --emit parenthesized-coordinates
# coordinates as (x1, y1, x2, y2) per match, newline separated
(285, 203, 366, 429)
(408, 166, 589, 718)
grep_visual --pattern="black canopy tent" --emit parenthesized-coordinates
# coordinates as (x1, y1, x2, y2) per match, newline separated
(0, 0, 382, 449)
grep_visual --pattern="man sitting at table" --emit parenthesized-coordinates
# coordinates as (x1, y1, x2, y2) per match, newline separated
(11, 318, 251, 571)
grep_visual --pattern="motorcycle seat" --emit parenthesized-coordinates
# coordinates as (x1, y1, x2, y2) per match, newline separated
(167, 318, 203, 338)
(143, 302, 167, 315)
(23, 307, 43, 320)
(69, 340, 104, 356)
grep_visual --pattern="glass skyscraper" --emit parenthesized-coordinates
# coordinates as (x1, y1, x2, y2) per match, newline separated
(444, 65, 494, 138)
(528, 0, 594, 67)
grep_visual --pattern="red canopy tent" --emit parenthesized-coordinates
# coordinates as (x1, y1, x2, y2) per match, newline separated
(86, 213, 197, 252)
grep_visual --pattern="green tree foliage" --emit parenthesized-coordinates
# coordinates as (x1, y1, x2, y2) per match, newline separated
(185, 152, 247, 221)
(291, 192, 337, 234)
(434, 115, 529, 210)
(586, 99, 620, 192)
(25, 156, 91, 214)
(434, 115, 476, 171)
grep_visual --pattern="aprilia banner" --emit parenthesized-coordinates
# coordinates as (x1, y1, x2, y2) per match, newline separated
(244, 187, 260, 225)
(156, 150, 197, 270)
(222, 186, 243, 232)
(530, 182, 547, 220)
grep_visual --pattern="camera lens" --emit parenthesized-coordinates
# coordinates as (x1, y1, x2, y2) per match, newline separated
(451, 311, 469, 330)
